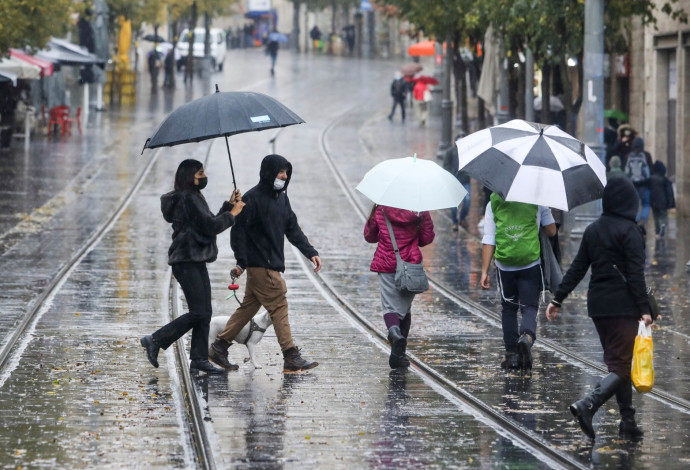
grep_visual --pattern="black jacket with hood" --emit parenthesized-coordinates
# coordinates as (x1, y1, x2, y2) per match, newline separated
(161, 189, 234, 265)
(553, 176, 653, 319)
(231, 154, 318, 272)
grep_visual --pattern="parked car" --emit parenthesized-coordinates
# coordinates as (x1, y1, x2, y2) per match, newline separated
(176, 28, 226, 71)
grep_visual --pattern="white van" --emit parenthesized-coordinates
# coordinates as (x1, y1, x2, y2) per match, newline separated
(176, 28, 226, 71)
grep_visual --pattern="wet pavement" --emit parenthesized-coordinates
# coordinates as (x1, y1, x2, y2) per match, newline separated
(0, 48, 689, 469)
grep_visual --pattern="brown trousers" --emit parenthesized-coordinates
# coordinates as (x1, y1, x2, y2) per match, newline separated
(217, 267, 294, 351)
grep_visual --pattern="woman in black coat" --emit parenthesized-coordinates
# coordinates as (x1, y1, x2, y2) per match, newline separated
(546, 176, 654, 440)
(141, 159, 244, 374)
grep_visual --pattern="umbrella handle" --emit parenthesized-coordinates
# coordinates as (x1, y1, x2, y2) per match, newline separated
(224, 135, 237, 192)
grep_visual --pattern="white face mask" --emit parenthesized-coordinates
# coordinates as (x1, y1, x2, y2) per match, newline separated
(273, 178, 286, 190)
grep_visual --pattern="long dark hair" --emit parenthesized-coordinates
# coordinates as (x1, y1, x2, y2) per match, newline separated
(174, 159, 202, 191)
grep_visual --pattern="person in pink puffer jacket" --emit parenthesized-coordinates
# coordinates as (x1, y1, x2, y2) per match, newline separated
(364, 204, 435, 368)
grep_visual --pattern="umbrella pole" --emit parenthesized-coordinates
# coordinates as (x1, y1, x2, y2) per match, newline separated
(224, 135, 237, 192)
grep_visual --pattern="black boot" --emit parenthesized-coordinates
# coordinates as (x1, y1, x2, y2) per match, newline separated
(388, 326, 408, 369)
(570, 373, 624, 439)
(616, 378, 644, 440)
(517, 333, 534, 371)
(190, 359, 225, 375)
(501, 351, 519, 370)
(208, 338, 239, 370)
(283, 346, 319, 372)
(140, 335, 160, 368)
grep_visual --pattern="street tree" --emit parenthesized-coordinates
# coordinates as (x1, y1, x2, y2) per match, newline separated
(0, 0, 72, 54)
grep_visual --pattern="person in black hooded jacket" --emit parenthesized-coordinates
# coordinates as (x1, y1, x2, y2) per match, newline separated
(140, 159, 244, 375)
(546, 176, 654, 440)
(209, 154, 322, 372)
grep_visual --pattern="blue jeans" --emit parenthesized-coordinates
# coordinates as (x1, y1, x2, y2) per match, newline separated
(635, 185, 650, 223)
(450, 183, 471, 224)
(496, 264, 542, 352)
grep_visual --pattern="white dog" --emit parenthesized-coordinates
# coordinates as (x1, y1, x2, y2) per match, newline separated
(207, 308, 273, 369)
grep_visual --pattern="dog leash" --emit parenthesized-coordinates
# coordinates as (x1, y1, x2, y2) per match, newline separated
(226, 273, 241, 305)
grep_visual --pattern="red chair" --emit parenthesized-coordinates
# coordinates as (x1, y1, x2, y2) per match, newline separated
(64, 107, 82, 135)
(47, 106, 71, 136)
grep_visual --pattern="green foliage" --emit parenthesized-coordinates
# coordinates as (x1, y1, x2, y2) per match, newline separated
(0, 0, 72, 54)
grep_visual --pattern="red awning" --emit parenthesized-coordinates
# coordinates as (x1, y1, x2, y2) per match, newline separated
(10, 49, 54, 77)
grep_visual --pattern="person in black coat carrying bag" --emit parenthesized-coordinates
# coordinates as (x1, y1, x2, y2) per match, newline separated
(141, 159, 245, 374)
(546, 176, 655, 440)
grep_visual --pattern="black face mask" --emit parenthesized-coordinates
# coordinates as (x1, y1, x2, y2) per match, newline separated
(197, 177, 208, 190)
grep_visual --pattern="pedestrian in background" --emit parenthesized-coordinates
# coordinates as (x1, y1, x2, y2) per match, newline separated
(606, 155, 624, 180)
(364, 204, 435, 369)
(546, 176, 654, 440)
(140, 159, 245, 375)
(480, 194, 556, 372)
(266, 33, 279, 76)
(624, 137, 652, 226)
(310, 25, 322, 51)
(387, 73, 407, 123)
(442, 137, 471, 231)
(610, 124, 636, 167)
(163, 49, 174, 89)
(209, 154, 322, 373)
(147, 49, 160, 93)
(649, 160, 675, 238)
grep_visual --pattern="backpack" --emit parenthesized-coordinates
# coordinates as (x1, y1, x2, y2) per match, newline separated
(490, 194, 541, 267)
(626, 152, 650, 184)
(391, 78, 407, 98)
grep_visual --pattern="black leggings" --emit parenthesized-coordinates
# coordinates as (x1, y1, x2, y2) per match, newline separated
(153, 262, 213, 361)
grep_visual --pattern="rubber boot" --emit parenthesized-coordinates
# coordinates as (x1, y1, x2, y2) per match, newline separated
(388, 326, 408, 369)
(208, 338, 239, 370)
(570, 373, 625, 439)
(283, 346, 318, 372)
(616, 378, 644, 440)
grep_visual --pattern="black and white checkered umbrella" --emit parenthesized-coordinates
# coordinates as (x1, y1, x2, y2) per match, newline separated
(456, 120, 607, 211)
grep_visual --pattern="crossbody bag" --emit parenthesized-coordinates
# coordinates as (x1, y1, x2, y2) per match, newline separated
(382, 209, 429, 294)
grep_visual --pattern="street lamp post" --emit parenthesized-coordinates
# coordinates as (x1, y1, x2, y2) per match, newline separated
(437, 32, 454, 159)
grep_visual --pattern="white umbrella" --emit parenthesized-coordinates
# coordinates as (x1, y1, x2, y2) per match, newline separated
(456, 119, 606, 211)
(355, 155, 468, 212)
(0, 56, 41, 80)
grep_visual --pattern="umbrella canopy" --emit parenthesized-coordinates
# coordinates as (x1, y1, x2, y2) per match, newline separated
(456, 120, 606, 211)
(0, 70, 17, 86)
(408, 40, 436, 57)
(142, 33, 166, 43)
(143, 86, 305, 190)
(355, 156, 468, 212)
(533, 95, 564, 112)
(268, 32, 289, 44)
(406, 75, 439, 85)
(604, 109, 628, 123)
(37, 38, 106, 67)
(401, 63, 423, 76)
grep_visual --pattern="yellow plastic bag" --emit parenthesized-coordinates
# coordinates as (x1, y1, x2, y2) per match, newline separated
(631, 321, 654, 393)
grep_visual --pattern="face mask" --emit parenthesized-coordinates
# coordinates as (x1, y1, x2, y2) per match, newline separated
(273, 178, 286, 190)
(196, 177, 208, 190)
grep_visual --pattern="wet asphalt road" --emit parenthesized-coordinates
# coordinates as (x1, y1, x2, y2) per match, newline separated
(0, 48, 689, 469)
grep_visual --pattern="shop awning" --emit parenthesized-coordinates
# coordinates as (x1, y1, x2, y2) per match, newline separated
(36, 38, 106, 67)
(10, 49, 54, 76)
(0, 70, 18, 86)
(0, 56, 41, 80)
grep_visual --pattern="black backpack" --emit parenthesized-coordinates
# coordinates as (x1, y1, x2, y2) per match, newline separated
(391, 79, 407, 98)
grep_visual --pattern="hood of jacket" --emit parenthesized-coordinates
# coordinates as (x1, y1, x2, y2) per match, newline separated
(653, 160, 666, 176)
(602, 176, 638, 221)
(609, 155, 622, 170)
(381, 206, 422, 225)
(161, 190, 185, 223)
(259, 154, 292, 194)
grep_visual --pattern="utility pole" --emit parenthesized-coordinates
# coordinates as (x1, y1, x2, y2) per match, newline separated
(571, 0, 605, 233)
(437, 31, 454, 158)
(525, 47, 535, 121)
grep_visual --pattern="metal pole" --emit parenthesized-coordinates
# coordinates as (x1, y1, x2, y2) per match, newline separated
(495, 42, 510, 124)
(570, 0, 605, 234)
(525, 47, 535, 122)
(437, 32, 454, 158)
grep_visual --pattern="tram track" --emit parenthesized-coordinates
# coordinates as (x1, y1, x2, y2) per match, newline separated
(315, 106, 690, 447)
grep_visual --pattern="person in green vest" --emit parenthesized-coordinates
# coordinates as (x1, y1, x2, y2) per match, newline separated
(480, 193, 557, 371)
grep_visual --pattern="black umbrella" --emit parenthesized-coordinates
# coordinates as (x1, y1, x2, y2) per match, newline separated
(143, 85, 305, 190)
(142, 33, 166, 43)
